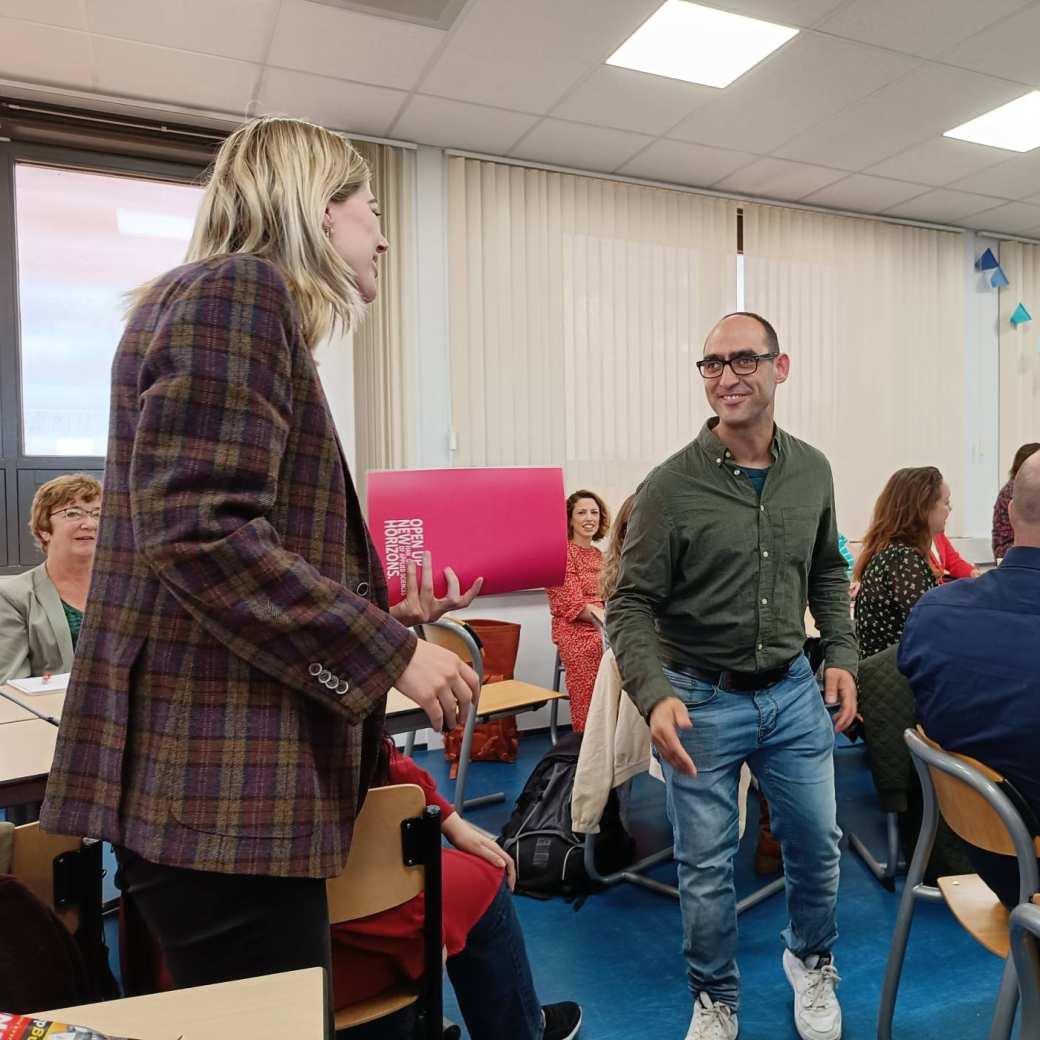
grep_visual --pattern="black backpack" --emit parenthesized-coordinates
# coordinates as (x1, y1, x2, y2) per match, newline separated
(497, 732, 633, 902)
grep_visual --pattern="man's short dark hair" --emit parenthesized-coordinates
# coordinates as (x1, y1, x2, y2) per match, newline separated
(716, 311, 780, 354)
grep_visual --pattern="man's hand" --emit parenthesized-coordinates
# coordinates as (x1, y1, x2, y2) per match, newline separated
(389, 551, 484, 626)
(648, 696, 696, 776)
(395, 639, 478, 732)
(442, 814, 516, 890)
(823, 667, 857, 733)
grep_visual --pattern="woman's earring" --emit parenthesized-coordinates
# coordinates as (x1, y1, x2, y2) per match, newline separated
(322, 222, 333, 238)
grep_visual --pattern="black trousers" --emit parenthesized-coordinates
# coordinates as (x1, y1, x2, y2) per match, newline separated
(115, 847, 334, 1038)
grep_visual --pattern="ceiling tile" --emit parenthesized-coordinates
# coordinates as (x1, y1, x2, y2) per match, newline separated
(882, 188, 1006, 223)
(254, 68, 406, 135)
(714, 157, 845, 200)
(269, 0, 446, 90)
(934, 3, 1040, 86)
(801, 174, 929, 212)
(775, 63, 1027, 170)
(866, 137, 1009, 187)
(86, 0, 277, 62)
(669, 33, 917, 154)
(617, 138, 757, 187)
(964, 201, 1040, 234)
(551, 66, 714, 137)
(700, 0, 846, 25)
(93, 37, 258, 112)
(3, 1, 87, 29)
(949, 150, 1040, 200)
(816, 0, 1032, 59)
(418, 0, 660, 113)
(0, 19, 93, 87)
(510, 119, 654, 173)
(393, 95, 537, 152)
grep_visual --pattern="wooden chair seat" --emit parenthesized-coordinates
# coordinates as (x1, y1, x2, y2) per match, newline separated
(11, 822, 84, 933)
(333, 983, 420, 1030)
(477, 679, 560, 718)
(937, 874, 1011, 958)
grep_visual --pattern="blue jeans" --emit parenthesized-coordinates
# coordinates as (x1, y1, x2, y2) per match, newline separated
(448, 878, 544, 1040)
(658, 654, 841, 1011)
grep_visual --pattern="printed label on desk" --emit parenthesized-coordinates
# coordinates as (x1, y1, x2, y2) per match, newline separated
(0, 1012, 143, 1039)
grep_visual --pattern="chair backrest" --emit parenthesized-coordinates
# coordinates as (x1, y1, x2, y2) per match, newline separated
(907, 728, 1040, 900)
(10, 823, 85, 934)
(1010, 896, 1040, 1036)
(419, 618, 485, 684)
(327, 783, 427, 924)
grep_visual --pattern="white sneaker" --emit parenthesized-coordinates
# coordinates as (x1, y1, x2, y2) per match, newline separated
(783, 948, 842, 1040)
(684, 992, 739, 1040)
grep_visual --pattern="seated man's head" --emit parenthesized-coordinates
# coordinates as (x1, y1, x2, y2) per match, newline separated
(1009, 449, 1040, 548)
(31, 473, 103, 564)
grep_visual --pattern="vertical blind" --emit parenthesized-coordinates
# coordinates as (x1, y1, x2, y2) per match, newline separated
(742, 204, 966, 538)
(997, 242, 1040, 477)
(447, 157, 737, 513)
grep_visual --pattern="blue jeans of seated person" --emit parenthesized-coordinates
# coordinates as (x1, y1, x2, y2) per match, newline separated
(346, 878, 544, 1040)
(657, 653, 841, 1012)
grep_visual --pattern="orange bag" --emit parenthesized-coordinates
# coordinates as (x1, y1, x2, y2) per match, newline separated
(443, 620, 522, 777)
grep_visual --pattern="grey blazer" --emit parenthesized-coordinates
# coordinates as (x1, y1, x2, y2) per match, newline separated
(0, 563, 75, 681)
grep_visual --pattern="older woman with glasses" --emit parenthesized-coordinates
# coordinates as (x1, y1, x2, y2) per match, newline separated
(0, 473, 102, 681)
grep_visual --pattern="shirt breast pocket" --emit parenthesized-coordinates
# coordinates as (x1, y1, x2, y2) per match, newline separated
(781, 507, 818, 568)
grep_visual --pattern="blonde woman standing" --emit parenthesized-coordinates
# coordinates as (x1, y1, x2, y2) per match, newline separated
(40, 118, 481, 1027)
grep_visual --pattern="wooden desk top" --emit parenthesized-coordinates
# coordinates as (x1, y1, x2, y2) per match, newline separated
(40, 967, 326, 1040)
(0, 718, 58, 788)
(0, 684, 65, 723)
(0, 692, 35, 724)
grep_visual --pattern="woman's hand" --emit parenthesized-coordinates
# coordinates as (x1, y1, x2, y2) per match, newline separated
(442, 813, 516, 890)
(389, 551, 484, 627)
(578, 603, 605, 627)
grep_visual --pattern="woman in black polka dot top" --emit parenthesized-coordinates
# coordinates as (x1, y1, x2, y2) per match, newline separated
(853, 467, 949, 659)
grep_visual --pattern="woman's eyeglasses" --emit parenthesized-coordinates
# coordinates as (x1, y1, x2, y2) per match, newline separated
(49, 507, 101, 523)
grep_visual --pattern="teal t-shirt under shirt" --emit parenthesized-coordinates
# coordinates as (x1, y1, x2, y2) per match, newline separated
(743, 466, 770, 499)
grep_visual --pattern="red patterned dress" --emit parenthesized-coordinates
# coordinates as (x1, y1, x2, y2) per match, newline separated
(546, 543, 605, 732)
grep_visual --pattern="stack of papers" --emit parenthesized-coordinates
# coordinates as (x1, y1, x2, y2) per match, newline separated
(6, 673, 70, 695)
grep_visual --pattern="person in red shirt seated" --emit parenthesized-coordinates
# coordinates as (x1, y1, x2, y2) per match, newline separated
(927, 480, 981, 581)
(331, 738, 582, 1040)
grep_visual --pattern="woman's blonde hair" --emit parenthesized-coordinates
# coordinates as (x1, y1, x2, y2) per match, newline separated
(132, 116, 371, 348)
(30, 473, 102, 553)
(600, 493, 636, 602)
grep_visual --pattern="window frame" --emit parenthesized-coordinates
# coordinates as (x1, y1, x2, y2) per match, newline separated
(0, 140, 205, 573)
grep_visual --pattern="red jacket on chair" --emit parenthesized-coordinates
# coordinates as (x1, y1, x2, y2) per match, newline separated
(931, 532, 975, 581)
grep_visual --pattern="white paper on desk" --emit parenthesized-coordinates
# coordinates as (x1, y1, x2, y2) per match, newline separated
(7, 672, 70, 694)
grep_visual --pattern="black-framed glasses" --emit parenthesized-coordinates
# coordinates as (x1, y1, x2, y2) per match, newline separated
(49, 507, 101, 523)
(696, 352, 778, 379)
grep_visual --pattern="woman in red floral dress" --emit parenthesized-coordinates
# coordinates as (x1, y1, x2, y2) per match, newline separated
(546, 490, 611, 732)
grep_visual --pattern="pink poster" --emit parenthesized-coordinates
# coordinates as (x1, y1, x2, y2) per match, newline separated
(367, 467, 568, 605)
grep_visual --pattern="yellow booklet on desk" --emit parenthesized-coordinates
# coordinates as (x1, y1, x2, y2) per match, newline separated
(7, 673, 70, 695)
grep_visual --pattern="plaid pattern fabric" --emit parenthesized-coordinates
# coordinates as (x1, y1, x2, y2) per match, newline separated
(40, 255, 417, 878)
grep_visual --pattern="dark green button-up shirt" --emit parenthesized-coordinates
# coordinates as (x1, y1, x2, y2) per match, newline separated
(607, 419, 859, 718)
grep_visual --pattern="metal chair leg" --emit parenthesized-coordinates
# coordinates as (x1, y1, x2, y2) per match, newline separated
(549, 698, 559, 746)
(403, 730, 417, 757)
(850, 812, 901, 891)
(987, 959, 1019, 1040)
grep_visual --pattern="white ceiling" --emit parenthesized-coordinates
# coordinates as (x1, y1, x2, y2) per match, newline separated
(5, 0, 1040, 235)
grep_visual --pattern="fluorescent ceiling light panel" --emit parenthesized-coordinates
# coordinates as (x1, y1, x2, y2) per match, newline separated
(606, 1, 798, 89)
(944, 92, 1040, 153)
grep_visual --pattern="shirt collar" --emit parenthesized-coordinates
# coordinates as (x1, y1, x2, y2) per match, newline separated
(697, 418, 785, 467)
(1002, 546, 1040, 569)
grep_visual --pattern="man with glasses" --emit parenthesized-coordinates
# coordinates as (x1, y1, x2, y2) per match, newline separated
(608, 312, 858, 1040)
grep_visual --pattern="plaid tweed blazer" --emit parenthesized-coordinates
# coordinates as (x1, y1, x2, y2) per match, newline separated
(40, 255, 417, 878)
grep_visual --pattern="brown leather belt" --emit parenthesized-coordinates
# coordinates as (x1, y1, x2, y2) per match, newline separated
(663, 656, 798, 693)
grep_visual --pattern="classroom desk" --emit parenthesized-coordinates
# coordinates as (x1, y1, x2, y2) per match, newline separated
(0, 683, 65, 724)
(0, 718, 58, 808)
(39, 967, 326, 1040)
(385, 686, 428, 735)
(0, 693, 35, 724)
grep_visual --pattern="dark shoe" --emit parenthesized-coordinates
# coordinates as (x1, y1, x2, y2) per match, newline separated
(755, 795, 783, 876)
(542, 1001, 582, 1040)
